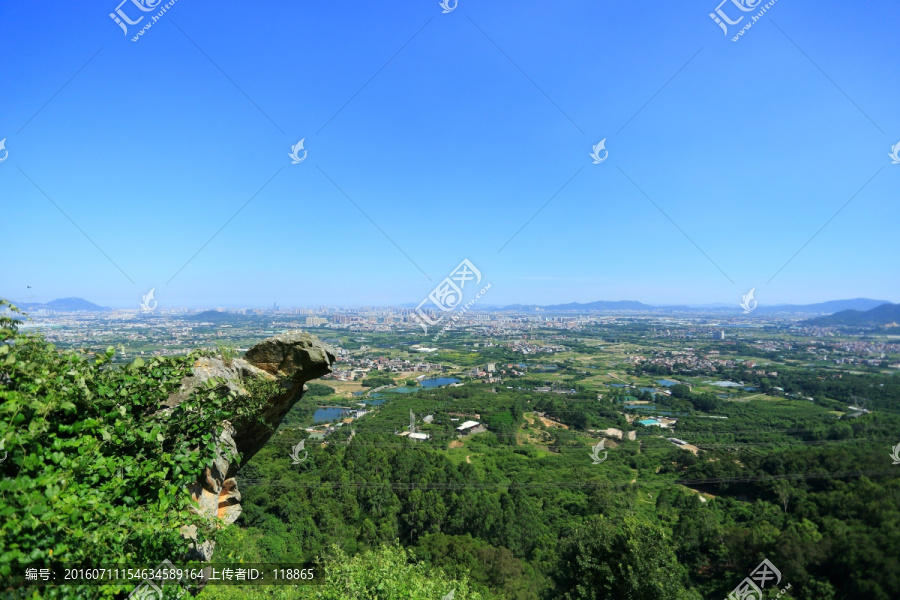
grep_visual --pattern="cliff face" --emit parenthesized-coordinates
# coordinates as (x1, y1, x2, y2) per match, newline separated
(158, 331, 335, 559)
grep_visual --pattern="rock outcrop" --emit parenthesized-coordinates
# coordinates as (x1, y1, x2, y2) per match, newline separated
(158, 331, 334, 559)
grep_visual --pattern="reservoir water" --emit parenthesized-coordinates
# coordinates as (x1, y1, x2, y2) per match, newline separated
(313, 406, 345, 423)
(420, 377, 460, 388)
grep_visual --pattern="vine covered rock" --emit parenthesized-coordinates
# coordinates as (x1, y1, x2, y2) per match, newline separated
(0, 303, 335, 586)
(170, 332, 335, 557)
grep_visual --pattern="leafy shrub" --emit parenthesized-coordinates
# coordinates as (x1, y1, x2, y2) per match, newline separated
(198, 544, 490, 599)
(0, 300, 280, 599)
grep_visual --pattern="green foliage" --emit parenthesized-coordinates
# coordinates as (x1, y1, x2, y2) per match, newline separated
(0, 303, 283, 598)
(360, 375, 395, 388)
(555, 516, 701, 600)
(217, 344, 237, 366)
(198, 544, 491, 599)
(303, 384, 334, 398)
(3, 306, 899, 599)
(414, 533, 544, 600)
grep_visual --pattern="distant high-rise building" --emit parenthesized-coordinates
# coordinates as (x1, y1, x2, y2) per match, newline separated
(713, 330, 725, 340)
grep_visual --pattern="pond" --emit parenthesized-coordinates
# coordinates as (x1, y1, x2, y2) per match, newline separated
(420, 377, 460, 388)
(384, 378, 460, 393)
(362, 393, 387, 406)
(656, 379, 680, 387)
(313, 407, 345, 423)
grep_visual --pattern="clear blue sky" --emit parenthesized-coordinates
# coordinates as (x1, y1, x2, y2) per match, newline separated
(2, 0, 898, 309)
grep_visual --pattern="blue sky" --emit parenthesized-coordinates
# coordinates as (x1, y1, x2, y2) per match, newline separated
(1, 0, 898, 309)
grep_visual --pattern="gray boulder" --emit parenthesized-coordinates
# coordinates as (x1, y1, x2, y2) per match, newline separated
(163, 331, 334, 558)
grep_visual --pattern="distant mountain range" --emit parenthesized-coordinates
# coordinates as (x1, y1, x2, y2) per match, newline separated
(6, 296, 896, 318)
(756, 298, 891, 315)
(14, 297, 109, 312)
(803, 302, 900, 327)
(488, 298, 892, 315)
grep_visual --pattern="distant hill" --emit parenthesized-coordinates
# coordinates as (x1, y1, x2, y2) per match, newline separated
(758, 298, 891, 315)
(804, 302, 900, 327)
(16, 297, 109, 312)
(487, 298, 891, 314)
(183, 310, 244, 324)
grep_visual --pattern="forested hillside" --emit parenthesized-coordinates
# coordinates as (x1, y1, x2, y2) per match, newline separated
(210, 381, 899, 600)
(2, 301, 899, 599)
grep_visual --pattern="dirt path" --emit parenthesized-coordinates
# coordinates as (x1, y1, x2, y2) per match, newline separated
(466, 455, 472, 464)
(539, 416, 568, 429)
(679, 443, 700, 455)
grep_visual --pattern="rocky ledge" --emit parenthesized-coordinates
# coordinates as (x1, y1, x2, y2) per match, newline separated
(158, 331, 335, 559)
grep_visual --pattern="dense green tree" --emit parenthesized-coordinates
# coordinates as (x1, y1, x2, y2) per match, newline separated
(555, 515, 701, 600)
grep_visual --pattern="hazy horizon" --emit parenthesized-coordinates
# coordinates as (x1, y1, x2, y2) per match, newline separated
(7, 293, 896, 312)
